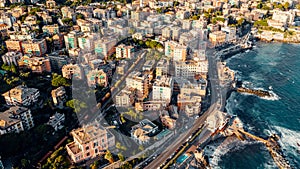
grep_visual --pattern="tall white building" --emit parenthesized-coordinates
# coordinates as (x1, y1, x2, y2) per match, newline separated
(174, 60, 208, 77)
(165, 41, 187, 62)
(0, 106, 34, 135)
(126, 71, 149, 101)
(1, 51, 22, 66)
(116, 44, 135, 59)
(152, 76, 173, 104)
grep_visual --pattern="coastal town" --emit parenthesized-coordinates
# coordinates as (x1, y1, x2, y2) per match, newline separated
(0, 0, 299, 168)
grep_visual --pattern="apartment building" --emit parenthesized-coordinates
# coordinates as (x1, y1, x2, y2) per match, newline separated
(221, 27, 237, 42)
(209, 31, 227, 45)
(42, 24, 60, 35)
(52, 34, 64, 50)
(165, 41, 187, 62)
(78, 34, 97, 52)
(2, 85, 40, 106)
(116, 60, 128, 75)
(156, 59, 169, 77)
(47, 53, 68, 72)
(62, 64, 84, 80)
(61, 7, 75, 18)
(177, 94, 202, 116)
(0, 106, 34, 135)
(86, 69, 108, 87)
(175, 77, 207, 97)
(18, 56, 51, 73)
(174, 60, 208, 77)
(46, 0, 56, 8)
(162, 26, 172, 39)
(94, 37, 117, 59)
(131, 119, 158, 144)
(47, 112, 65, 131)
(66, 122, 115, 163)
(160, 111, 176, 130)
(51, 86, 67, 107)
(115, 44, 135, 59)
(115, 87, 135, 107)
(21, 39, 48, 56)
(1, 51, 22, 66)
(152, 76, 173, 104)
(5, 39, 22, 52)
(125, 71, 149, 101)
(64, 31, 84, 49)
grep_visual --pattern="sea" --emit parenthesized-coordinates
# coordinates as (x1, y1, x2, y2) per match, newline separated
(209, 42, 300, 168)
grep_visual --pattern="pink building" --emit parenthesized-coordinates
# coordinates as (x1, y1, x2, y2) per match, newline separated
(66, 123, 115, 163)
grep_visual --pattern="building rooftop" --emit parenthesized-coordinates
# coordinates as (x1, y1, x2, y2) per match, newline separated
(153, 76, 172, 87)
(71, 123, 107, 144)
(0, 106, 28, 129)
(2, 85, 39, 100)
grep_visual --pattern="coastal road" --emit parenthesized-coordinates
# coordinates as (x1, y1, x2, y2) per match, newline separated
(144, 103, 219, 169)
(144, 45, 229, 169)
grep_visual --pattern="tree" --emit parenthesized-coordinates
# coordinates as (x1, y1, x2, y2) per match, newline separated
(66, 99, 87, 112)
(138, 145, 144, 151)
(51, 74, 71, 87)
(118, 153, 125, 161)
(120, 114, 126, 123)
(90, 160, 99, 169)
(283, 2, 289, 10)
(104, 150, 114, 164)
(257, 2, 263, 9)
(21, 159, 29, 168)
(173, 1, 179, 7)
(76, 13, 85, 20)
(156, 43, 163, 50)
(120, 162, 132, 169)
(237, 18, 245, 26)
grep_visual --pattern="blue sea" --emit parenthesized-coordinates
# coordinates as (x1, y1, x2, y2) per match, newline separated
(214, 43, 300, 168)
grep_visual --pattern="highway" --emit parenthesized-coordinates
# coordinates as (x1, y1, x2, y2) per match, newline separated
(144, 45, 228, 169)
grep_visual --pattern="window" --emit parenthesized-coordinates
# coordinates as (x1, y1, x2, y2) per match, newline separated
(86, 152, 90, 156)
(86, 146, 89, 150)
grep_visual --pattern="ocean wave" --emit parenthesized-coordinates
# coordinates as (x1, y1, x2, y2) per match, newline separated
(267, 126, 300, 167)
(206, 138, 257, 168)
(261, 91, 280, 101)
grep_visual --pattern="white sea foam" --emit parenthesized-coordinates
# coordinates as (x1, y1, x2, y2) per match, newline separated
(207, 138, 258, 168)
(239, 87, 280, 101)
(261, 91, 280, 101)
(266, 126, 300, 167)
(272, 126, 300, 153)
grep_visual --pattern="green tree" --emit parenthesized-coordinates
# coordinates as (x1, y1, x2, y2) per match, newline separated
(156, 43, 163, 50)
(237, 18, 245, 26)
(66, 99, 87, 112)
(76, 13, 85, 20)
(120, 162, 132, 169)
(173, 1, 179, 7)
(51, 74, 70, 87)
(118, 153, 125, 161)
(257, 2, 263, 9)
(283, 2, 289, 10)
(104, 150, 114, 164)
